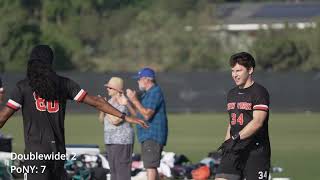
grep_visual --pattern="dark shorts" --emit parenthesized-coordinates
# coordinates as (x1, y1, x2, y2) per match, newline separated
(106, 144, 133, 180)
(215, 144, 270, 180)
(141, 140, 163, 168)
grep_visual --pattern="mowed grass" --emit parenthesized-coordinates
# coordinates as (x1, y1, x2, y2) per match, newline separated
(1, 112, 319, 179)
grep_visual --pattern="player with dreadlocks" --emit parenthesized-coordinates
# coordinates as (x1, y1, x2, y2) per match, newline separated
(0, 45, 148, 180)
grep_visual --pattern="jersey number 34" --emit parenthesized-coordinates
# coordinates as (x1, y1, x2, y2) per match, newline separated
(231, 113, 244, 125)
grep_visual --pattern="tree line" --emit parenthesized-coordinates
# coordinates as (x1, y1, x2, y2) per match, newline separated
(0, 0, 319, 72)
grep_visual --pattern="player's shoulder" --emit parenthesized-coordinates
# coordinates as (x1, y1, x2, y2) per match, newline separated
(252, 82, 269, 96)
(57, 75, 75, 86)
(57, 75, 70, 82)
(149, 84, 161, 93)
(149, 85, 164, 98)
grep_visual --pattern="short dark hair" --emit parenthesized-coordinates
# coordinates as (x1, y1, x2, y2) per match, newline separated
(229, 52, 255, 69)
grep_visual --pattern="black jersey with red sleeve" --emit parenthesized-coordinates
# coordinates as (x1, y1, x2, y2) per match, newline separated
(227, 82, 270, 148)
(6, 76, 87, 153)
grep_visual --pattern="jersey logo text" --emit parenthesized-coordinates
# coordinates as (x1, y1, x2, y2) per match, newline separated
(33, 92, 59, 113)
(237, 102, 252, 110)
(227, 103, 236, 110)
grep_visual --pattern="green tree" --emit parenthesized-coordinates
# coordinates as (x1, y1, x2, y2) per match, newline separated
(252, 30, 310, 71)
(0, 1, 40, 72)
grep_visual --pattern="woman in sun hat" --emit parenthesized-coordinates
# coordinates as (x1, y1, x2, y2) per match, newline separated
(98, 77, 134, 180)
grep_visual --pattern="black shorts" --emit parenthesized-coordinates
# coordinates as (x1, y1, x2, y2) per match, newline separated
(141, 140, 163, 168)
(216, 144, 270, 180)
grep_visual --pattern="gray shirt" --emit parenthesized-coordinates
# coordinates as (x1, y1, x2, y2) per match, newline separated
(104, 99, 134, 144)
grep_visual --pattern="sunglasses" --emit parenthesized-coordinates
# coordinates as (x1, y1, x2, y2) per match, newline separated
(106, 86, 123, 94)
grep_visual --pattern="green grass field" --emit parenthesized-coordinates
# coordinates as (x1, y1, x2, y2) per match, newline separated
(1, 112, 319, 179)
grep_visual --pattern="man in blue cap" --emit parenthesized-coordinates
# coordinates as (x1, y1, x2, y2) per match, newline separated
(126, 67, 168, 180)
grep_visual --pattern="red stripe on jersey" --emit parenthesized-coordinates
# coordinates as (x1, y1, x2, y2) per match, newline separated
(77, 91, 87, 102)
(6, 102, 19, 110)
(253, 107, 269, 111)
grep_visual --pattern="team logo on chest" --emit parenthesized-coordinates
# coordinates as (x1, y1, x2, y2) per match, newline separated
(227, 102, 252, 110)
(237, 102, 252, 110)
(33, 92, 59, 113)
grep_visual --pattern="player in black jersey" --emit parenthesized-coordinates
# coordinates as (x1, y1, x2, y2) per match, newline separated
(215, 52, 270, 180)
(0, 45, 148, 180)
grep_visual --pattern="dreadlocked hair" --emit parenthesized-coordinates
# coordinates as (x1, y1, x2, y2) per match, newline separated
(27, 60, 66, 101)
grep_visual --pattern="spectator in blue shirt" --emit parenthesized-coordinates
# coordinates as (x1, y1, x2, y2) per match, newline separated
(125, 67, 168, 180)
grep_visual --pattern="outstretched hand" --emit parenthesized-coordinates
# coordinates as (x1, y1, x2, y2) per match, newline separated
(136, 119, 149, 129)
(125, 116, 149, 128)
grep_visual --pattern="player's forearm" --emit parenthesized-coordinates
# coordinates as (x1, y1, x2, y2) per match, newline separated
(0, 107, 15, 129)
(239, 119, 263, 140)
(224, 123, 231, 141)
(131, 100, 153, 120)
(0, 117, 5, 128)
(239, 111, 267, 140)
(98, 102, 123, 118)
(84, 95, 123, 118)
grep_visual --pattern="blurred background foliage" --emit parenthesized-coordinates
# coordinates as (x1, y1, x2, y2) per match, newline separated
(0, 0, 319, 72)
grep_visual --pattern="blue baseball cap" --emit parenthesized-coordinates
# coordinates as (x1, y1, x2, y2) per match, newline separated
(133, 67, 156, 79)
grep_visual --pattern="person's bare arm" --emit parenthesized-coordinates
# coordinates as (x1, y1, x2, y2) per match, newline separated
(224, 123, 231, 141)
(0, 107, 16, 128)
(239, 111, 268, 140)
(83, 94, 148, 128)
(84, 94, 123, 117)
(118, 93, 137, 117)
(126, 89, 154, 120)
(130, 100, 154, 120)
